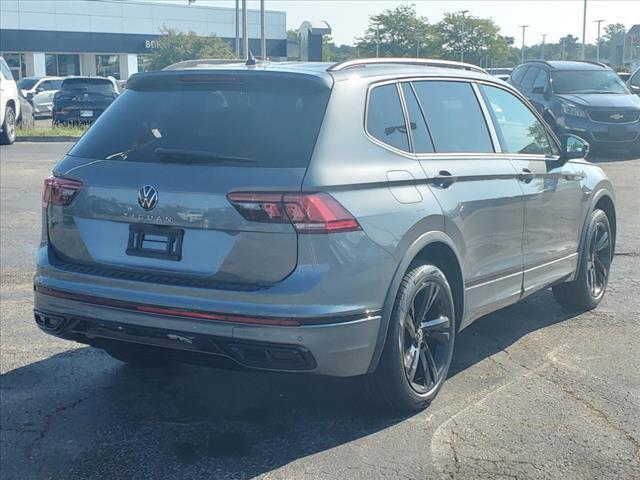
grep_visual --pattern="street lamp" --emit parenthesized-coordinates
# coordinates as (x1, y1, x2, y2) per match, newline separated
(375, 24, 380, 58)
(520, 25, 529, 64)
(541, 33, 547, 60)
(581, 0, 587, 59)
(459, 10, 469, 63)
(594, 19, 606, 62)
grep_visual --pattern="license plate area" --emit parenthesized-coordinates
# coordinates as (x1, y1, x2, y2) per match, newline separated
(80, 110, 94, 118)
(126, 224, 184, 261)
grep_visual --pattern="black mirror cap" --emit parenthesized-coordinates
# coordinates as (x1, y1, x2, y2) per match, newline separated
(560, 134, 590, 162)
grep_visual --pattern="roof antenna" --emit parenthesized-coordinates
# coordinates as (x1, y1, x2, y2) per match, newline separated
(246, 50, 257, 66)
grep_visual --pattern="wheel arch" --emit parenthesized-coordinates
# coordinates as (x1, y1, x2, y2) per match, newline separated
(367, 230, 465, 373)
(576, 187, 616, 276)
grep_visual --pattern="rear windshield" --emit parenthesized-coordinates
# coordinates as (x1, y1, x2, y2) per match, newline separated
(61, 78, 115, 93)
(69, 75, 331, 168)
(17, 78, 38, 90)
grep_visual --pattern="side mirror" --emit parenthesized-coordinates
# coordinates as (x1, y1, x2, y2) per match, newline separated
(35, 86, 45, 93)
(560, 134, 589, 162)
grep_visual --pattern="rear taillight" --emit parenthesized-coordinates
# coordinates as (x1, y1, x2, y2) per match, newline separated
(227, 192, 361, 234)
(43, 176, 83, 208)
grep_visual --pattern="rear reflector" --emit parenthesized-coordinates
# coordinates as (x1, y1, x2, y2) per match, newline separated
(43, 176, 83, 208)
(227, 192, 361, 234)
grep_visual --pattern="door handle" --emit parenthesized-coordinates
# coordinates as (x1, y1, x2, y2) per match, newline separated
(431, 170, 456, 188)
(519, 168, 533, 184)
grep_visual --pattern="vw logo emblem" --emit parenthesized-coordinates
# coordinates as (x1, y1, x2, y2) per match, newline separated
(137, 185, 158, 211)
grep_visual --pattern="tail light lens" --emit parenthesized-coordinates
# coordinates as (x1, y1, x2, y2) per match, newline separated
(227, 192, 361, 234)
(43, 176, 83, 208)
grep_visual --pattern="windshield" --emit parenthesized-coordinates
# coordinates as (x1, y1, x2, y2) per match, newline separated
(69, 76, 331, 168)
(61, 79, 115, 94)
(552, 70, 630, 95)
(17, 78, 38, 90)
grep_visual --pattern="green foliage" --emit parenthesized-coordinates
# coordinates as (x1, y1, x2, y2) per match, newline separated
(356, 4, 433, 58)
(323, 36, 357, 62)
(432, 12, 512, 65)
(148, 27, 235, 70)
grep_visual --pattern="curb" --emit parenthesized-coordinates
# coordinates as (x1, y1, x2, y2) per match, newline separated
(16, 136, 81, 143)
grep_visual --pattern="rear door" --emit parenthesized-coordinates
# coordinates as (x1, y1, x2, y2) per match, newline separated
(48, 72, 332, 286)
(402, 79, 525, 324)
(479, 83, 583, 294)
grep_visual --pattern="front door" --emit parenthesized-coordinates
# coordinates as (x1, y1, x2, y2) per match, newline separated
(401, 80, 525, 325)
(479, 83, 584, 294)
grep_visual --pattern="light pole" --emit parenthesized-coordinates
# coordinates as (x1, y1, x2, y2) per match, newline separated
(581, 0, 587, 59)
(375, 24, 380, 58)
(541, 34, 547, 60)
(235, 0, 240, 56)
(416, 40, 420, 58)
(594, 19, 605, 62)
(459, 10, 469, 63)
(561, 37, 566, 60)
(520, 25, 529, 64)
(242, 0, 248, 60)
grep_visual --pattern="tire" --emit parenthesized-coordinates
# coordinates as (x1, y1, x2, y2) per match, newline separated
(103, 345, 170, 367)
(367, 264, 456, 412)
(1, 105, 17, 145)
(552, 209, 613, 310)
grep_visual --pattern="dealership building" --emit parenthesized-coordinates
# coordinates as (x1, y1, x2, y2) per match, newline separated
(0, 0, 288, 80)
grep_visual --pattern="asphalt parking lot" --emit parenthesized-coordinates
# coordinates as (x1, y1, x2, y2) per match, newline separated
(1, 142, 639, 480)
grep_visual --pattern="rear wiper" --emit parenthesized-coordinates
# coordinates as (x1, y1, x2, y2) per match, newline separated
(154, 148, 256, 163)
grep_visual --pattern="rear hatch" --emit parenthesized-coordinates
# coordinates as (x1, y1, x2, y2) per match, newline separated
(46, 69, 332, 287)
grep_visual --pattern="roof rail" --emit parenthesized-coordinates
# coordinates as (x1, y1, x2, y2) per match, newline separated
(579, 60, 610, 69)
(523, 60, 553, 68)
(523, 59, 610, 69)
(327, 58, 487, 74)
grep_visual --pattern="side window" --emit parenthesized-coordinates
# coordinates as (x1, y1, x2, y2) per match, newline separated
(366, 84, 410, 151)
(39, 80, 52, 91)
(532, 69, 549, 91)
(412, 81, 494, 153)
(631, 70, 640, 87)
(520, 67, 539, 92)
(51, 79, 64, 89)
(481, 84, 554, 156)
(510, 66, 528, 85)
(400, 83, 434, 153)
(0, 59, 13, 81)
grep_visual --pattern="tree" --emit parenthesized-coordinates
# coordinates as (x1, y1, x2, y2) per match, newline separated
(604, 23, 626, 41)
(148, 27, 235, 70)
(323, 36, 357, 62)
(433, 13, 511, 66)
(355, 4, 433, 58)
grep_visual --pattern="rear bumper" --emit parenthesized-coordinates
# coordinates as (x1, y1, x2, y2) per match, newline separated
(33, 288, 382, 377)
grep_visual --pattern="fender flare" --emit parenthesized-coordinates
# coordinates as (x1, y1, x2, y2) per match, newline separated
(366, 230, 464, 373)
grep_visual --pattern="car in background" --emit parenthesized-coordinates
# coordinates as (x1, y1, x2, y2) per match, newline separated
(509, 60, 640, 154)
(18, 76, 64, 116)
(616, 72, 631, 83)
(628, 67, 640, 96)
(17, 90, 35, 128)
(486, 67, 513, 81)
(52, 76, 119, 125)
(0, 56, 20, 144)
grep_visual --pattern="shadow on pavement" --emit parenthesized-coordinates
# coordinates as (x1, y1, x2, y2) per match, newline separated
(1, 289, 581, 479)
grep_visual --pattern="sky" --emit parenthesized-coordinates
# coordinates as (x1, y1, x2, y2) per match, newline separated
(187, 0, 639, 46)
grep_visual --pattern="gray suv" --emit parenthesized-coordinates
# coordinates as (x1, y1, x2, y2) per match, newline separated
(34, 58, 616, 411)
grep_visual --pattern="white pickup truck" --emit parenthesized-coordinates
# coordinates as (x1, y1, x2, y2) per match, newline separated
(0, 56, 21, 145)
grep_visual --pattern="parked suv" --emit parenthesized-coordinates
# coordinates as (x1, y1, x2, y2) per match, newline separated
(0, 56, 20, 144)
(628, 66, 640, 97)
(34, 58, 616, 411)
(18, 76, 64, 116)
(52, 76, 118, 124)
(509, 60, 640, 154)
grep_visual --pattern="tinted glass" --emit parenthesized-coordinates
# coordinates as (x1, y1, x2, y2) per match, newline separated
(520, 66, 539, 91)
(631, 70, 640, 87)
(17, 78, 38, 90)
(532, 69, 549, 91)
(552, 70, 630, 94)
(69, 77, 331, 168)
(412, 81, 493, 153)
(481, 85, 553, 155)
(41, 79, 63, 90)
(0, 59, 13, 81)
(367, 84, 410, 151)
(61, 78, 115, 94)
(400, 83, 434, 153)
(510, 66, 528, 85)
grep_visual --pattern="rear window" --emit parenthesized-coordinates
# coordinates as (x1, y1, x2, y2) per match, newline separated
(366, 83, 410, 151)
(69, 75, 331, 168)
(18, 78, 38, 90)
(61, 78, 115, 93)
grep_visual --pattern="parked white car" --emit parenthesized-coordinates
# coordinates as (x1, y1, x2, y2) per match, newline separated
(18, 76, 64, 116)
(0, 56, 21, 144)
